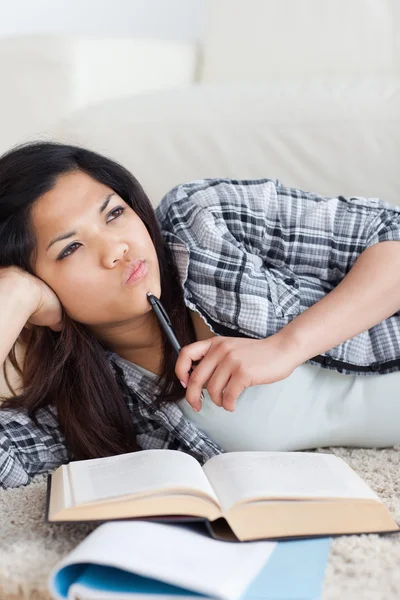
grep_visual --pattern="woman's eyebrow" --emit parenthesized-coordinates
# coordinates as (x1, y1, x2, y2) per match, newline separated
(46, 193, 115, 251)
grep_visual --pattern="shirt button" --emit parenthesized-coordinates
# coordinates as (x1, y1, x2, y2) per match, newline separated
(371, 362, 380, 371)
(324, 356, 333, 365)
(284, 278, 295, 286)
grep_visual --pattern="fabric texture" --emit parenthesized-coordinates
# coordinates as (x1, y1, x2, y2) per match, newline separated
(1, 177, 400, 488)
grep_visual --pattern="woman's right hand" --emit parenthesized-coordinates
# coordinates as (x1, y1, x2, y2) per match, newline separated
(0, 267, 63, 332)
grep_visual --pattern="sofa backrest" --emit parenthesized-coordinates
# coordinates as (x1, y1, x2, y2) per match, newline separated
(50, 81, 400, 207)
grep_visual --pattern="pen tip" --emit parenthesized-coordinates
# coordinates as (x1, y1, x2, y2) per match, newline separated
(147, 291, 156, 305)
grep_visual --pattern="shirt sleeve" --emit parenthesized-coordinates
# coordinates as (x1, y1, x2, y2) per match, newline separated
(364, 204, 400, 249)
(268, 185, 400, 283)
(0, 406, 69, 489)
(158, 178, 400, 286)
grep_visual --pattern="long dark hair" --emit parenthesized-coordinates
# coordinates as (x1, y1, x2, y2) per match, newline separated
(0, 141, 195, 460)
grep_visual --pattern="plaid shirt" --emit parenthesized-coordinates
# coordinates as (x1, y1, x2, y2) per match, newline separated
(2, 177, 400, 488)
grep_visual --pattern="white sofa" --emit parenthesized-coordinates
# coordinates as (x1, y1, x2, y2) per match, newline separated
(0, 35, 198, 157)
(0, 0, 399, 395)
(0, 0, 398, 201)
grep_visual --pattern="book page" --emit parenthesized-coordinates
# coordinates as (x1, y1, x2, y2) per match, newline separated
(202, 452, 379, 512)
(49, 521, 276, 600)
(68, 449, 219, 507)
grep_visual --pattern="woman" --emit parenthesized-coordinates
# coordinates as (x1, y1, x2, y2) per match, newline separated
(1, 141, 400, 489)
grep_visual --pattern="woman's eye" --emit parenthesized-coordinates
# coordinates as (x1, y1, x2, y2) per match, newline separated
(57, 242, 81, 261)
(107, 206, 125, 222)
(56, 207, 125, 260)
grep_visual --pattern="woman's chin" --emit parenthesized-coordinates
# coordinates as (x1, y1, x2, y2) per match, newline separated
(63, 280, 161, 328)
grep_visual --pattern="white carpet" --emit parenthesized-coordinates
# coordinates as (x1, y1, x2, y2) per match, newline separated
(0, 447, 399, 600)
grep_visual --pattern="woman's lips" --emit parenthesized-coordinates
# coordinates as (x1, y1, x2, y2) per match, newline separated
(125, 260, 148, 285)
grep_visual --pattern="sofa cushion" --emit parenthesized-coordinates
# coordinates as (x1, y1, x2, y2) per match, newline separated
(48, 78, 400, 207)
(0, 36, 198, 155)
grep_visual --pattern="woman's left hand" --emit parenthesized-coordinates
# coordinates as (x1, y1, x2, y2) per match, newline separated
(175, 334, 301, 412)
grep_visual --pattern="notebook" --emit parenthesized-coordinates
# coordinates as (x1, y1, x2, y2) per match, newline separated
(49, 521, 331, 600)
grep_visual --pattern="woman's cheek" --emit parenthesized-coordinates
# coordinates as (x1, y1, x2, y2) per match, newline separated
(55, 273, 104, 319)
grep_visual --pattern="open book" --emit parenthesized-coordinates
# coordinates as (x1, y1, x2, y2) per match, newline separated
(46, 450, 399, 541)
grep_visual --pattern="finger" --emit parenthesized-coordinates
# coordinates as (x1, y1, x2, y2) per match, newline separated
(183, 345, 224, 411)
(221, 377, 248, 412)
(27, 317, 63, 332)
(175, 339, 214, 385)
(50, 320, 63, 333)
(204, 364, 232, 408)
(184, 360, 217, 411)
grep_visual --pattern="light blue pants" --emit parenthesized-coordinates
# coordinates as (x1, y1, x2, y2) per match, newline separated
(178, 363, 400, 451)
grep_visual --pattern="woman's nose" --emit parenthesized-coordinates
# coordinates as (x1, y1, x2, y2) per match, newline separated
(101, 241, 129, 268)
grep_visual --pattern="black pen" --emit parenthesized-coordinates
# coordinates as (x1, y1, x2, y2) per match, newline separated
(147, 292, 205, 405)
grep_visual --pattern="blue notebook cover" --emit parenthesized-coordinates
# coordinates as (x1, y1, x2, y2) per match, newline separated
(55, 537, 331, 600)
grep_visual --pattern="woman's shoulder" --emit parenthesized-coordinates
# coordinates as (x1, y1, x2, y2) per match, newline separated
(156, 177, 281, 224)
(156, 178, 218, 224)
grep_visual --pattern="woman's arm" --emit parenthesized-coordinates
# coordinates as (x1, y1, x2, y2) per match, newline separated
(177, 240, 400, 410)
(277, 241, 400, 363)
(0, 268, 63, 368)
(0, 274, 36, 367)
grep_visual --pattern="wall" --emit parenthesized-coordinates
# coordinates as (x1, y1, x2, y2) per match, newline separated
(0, 0, 204, 41)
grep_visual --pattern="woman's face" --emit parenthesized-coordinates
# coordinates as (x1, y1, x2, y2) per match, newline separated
(31, 170, 161, 326)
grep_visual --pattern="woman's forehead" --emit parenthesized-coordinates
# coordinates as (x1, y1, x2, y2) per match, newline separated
(31, 171, 114, 252)
(32, 172, 110, 226)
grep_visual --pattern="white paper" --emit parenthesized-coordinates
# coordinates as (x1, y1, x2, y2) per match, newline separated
(69, 584, 199, 600)
(203, 452, 379, 512)
(68, 449, 218, 507)
(49, 521, 276, 600)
